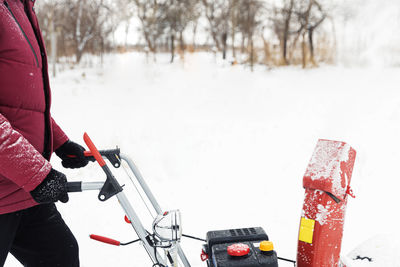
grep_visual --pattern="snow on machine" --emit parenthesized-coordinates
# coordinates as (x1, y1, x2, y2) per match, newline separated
(67, 133, 356, 267)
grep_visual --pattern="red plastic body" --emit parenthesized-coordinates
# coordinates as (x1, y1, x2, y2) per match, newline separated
(90, 234, 120, 246)
(83, 133, 106, 167)
(297, 139, 356, 267)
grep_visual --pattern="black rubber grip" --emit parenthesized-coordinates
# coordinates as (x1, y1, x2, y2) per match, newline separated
(98, 149, 120, 156)
(66, 182, 82, 192)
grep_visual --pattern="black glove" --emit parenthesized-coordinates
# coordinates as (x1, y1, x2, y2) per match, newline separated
(30, 168, 69, 203)
(55, 140, 89, 169)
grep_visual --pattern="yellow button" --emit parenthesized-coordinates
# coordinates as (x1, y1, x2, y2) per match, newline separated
(259, 241, 274, 252)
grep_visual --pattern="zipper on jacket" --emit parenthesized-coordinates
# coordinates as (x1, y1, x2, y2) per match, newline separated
(4, 0, 40, 68)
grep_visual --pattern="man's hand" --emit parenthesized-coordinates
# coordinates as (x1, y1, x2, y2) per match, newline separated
(56, 140, 89, 169)
(30, 169, 69, 203)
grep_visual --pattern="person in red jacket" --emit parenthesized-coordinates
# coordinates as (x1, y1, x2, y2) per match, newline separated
(0, 0, 88, 266)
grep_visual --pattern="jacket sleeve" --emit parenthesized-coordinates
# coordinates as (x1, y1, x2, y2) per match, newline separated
(0, 113, 52, 192)
(51, 117, 69, 150)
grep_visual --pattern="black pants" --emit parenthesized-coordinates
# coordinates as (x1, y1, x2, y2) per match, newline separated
(0, 204, 79, 267)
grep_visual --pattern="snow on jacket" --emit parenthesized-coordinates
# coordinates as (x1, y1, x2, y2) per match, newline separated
(0, 0, 69, 214)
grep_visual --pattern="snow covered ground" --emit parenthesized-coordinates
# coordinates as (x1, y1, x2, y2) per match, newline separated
(5, 52, 400, 266)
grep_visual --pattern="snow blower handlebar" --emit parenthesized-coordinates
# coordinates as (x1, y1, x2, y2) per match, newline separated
(65, 133, 192, 267)
(66, 181, 104, 192)
(66, 133, 123, 201)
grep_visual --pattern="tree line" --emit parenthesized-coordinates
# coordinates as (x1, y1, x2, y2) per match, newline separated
(36, 0, 337, 69)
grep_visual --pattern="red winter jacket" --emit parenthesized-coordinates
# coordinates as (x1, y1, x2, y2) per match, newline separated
(0, 0, 69, 214)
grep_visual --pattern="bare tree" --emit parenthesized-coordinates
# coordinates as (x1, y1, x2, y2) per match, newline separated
(294, 0, 327, 67)
(36, 0, 335, 69)
(36, 0, 117, 64)
(202, 0, 230, 59)
(229, 0, 240, 60)
(133, 0, 166, 54)
(306, 1, 327, 65)
(202, 0, 219, 49)
(57, 0, 118, 63)
(269, 0, 295, 65)
(163, 0, 199, 62)
(237, 0, 263, 70)
(189, 1, 202, 50)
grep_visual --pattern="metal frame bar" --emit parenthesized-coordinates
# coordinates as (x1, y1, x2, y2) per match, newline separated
(81, 182, 103, 191)
(79, 180, 166, 265)
(116, 191, 166, 265)
(120, 154, 191, 267)
(77, 153, 191, 266)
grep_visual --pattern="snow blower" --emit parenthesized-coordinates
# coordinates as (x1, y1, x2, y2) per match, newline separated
(67, 133, 356, 267)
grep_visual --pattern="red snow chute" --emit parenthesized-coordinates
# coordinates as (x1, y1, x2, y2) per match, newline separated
(297, 139, 356, 267)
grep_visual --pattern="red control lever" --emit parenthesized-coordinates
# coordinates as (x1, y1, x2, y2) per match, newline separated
(83, 132, 106, 167)
(90, 234, 120, 246)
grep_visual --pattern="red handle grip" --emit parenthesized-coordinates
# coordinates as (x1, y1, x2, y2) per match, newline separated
(90, 234, 120, 246)
(84, 151, 93, 157)
(83, 133, 106, 167)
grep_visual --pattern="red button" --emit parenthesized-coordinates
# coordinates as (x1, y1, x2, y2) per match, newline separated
(227, 243, 250, 256)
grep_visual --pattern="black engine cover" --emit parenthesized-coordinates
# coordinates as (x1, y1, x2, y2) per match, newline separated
(205, 227, 278, 267)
